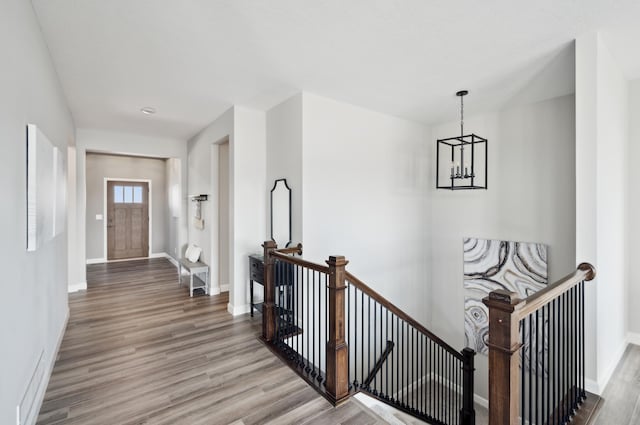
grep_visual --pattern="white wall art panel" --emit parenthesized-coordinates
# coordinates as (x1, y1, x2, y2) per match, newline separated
(463, 237, 548, 355)
(27, 124, 56, 251)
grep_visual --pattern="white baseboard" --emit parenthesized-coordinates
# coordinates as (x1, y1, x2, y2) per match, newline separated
(220, 284, 229, 292)
(86, 258, 105, 265)
(598, 337, 629, 394)
(627, 332, 640, 346)
(68, 281, 86, 293)
(586, 335, 633, 395)
(228, 303, 251, 316)
(586, 378, 599, 394)
(164, 254, 179, 268)
(474, 393, 489, 409)
(29, 309, 68, 425)
(86, 253, 176, 266)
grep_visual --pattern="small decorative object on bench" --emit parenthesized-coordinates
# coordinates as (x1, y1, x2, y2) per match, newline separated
(179, 245, 209, 297)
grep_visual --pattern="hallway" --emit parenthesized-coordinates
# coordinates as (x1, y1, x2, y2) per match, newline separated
(36, 259, 383, 424)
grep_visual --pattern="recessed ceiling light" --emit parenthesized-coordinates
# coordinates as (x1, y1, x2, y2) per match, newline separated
(140, 107, 156, 115)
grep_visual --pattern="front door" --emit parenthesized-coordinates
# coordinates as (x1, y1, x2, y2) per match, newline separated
(107, 181, 149, 260)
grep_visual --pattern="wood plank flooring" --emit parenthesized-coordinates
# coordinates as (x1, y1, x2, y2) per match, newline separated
(592, 343, 640, 425)
(36, 258, 386, 425)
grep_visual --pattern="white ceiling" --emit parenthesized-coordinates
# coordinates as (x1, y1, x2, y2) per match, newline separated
(32, 0, 640, 140)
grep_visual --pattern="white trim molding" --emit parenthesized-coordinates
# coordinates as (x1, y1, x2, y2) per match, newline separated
(86, 258, 105, 265)
(628, 332, 640, 346)
(68, 281, 87, 292)
(30, 309, 69, 425)
(228, 303, 251, 316)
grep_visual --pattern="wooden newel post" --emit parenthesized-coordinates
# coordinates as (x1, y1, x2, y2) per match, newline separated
(262, 240, 277, 342)
(326, 255, 350, 404)
(482, 289, 523, 425)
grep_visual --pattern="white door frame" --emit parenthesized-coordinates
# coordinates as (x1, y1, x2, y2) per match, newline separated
(103, 177, 152, 261)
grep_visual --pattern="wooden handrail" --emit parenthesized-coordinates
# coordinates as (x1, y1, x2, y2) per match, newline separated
(275, 243, 303, 255)
(482, 262, 596, 425)
(345, 271, 464, 361)
(517, 262, 596, 319)
(271, 250, 330, 273)
(268, 243, 464, 359)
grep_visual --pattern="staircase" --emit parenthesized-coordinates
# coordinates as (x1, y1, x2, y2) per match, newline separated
(258, 241, 598, 425)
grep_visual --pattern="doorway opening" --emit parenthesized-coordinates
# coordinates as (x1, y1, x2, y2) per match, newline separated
(210, 138, 230, 294)
(106, 180, 150, 260)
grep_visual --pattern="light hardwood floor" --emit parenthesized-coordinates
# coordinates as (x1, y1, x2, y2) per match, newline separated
(36, 258, 387, 425)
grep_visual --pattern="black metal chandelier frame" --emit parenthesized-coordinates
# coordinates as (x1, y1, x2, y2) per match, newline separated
(436, 90, 488, 190)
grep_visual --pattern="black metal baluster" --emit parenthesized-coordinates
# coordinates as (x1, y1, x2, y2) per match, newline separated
(376, 304, 387, 397)
(401, 320, 405, 407)
(556, 297, 561, 425)
(439, 345, 442, 423)
(386, 308, 390, 399)
(419, 332, 422, 415)
(543, 304, 547, 424)
(433, 340, 436, 421)
(560, 292, 567, 423)
(529, 314, 533, 425)
(361, 290, 365, 387)
(411, 327, 414, 410)
(522, 318, 526, 425)
(529, 310, 540, 424)
(317, 270, 321, 381)
(296, 264, 300, 364)
(391, 312, 395, 402)
(448, 349, 452, 425)
(581, 281, 585, 400)
(551, 299, 555, 424)
(273, 260, 284, 350)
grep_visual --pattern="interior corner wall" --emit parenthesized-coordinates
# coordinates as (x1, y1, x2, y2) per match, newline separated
(84, 153, 168, 260)
(300, 92, 431, 325)
(0, 0, 75, 423)
(188, 107, 234, 296)
(628, 78, 640, 335)
(231, 107, 266, 314)
(430, 94, 577, 400)
(576, 32, 629, 393)
(76, 129, 188, 285)
(266, 93, 303, 244)
(187, 106, 266, 315)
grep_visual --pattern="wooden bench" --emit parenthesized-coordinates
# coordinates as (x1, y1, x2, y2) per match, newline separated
(178, 258, 209, 297)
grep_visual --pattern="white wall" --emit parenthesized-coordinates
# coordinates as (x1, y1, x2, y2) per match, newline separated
(628, 79, 640, 336)
(232, 107, 267, 313)
(576, 33, 629, 393)
(218, 142, 230, 290)
(0, 0, 75, 423)
(187, 107, 266, 314)
(75, 129, 188, 286)
(166, 157, 183, 260)
(301, 93, 431, 325)
(266, 94, 303, 244)
(188, 108, 233, 296)
(84, 153, 168, 259)
(430, 94, 577, 399)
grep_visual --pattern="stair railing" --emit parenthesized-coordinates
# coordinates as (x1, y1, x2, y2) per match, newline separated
(261, 241, 476, 425)
(483, 263, 596, 425)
